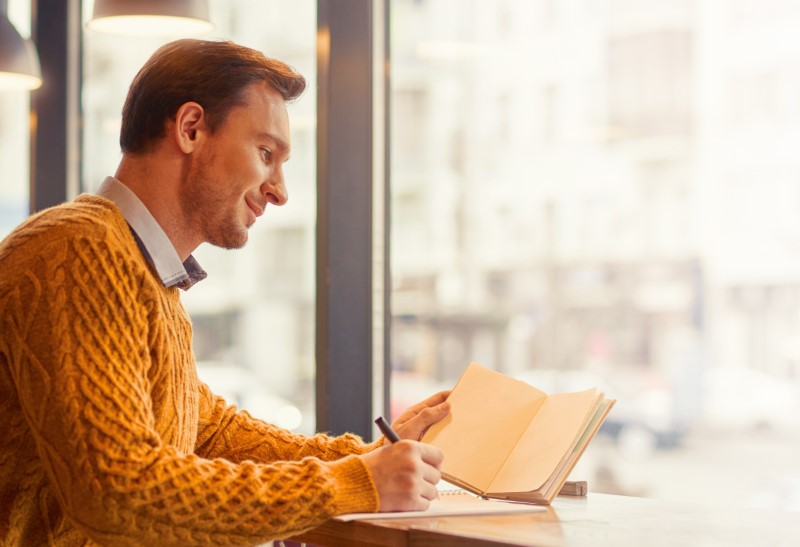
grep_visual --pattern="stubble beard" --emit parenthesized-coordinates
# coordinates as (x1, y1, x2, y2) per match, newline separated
(183, 166, 249, 251)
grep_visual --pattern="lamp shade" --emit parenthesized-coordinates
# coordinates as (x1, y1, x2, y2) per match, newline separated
(87, 0, 214, 36)
(0, 14, 41, 90)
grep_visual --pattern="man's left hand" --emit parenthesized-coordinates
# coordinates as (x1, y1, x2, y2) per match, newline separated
(388, 390, 451, 443)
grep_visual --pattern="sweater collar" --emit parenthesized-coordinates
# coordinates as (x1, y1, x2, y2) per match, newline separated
(96, 176, 207, 290)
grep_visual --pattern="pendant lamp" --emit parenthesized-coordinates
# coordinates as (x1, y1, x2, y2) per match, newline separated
(0, 0, 42, 90)
(87, 0, 213, 36)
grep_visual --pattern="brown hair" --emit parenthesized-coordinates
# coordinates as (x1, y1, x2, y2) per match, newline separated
(120, 39, 306, 154)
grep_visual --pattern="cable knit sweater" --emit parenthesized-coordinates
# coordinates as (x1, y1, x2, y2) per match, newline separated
(0, 195, 380, 546)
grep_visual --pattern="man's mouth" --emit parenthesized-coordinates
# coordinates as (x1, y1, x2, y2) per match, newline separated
(245, 197, 265, 218)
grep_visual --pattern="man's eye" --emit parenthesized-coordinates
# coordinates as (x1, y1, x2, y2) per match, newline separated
(261, 149, 272, 162)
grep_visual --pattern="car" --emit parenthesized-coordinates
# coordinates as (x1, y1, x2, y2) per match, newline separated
(512, 368, 688, 457)
(698, 366, 800, 433)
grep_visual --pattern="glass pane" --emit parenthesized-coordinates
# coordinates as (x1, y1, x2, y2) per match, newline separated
(82, 0, 317, 434)
(390, 0, 800, 510)
(0, 1, 32, 238)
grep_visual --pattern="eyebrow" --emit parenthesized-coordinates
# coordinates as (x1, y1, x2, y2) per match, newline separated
(258, 132, 290, 159)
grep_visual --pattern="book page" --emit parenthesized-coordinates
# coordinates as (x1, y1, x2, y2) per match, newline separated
(537, 399, 615, 499)
(334, 493, 546, 521)
(486, 388, 603, 494)
(421, 363, 547, 493)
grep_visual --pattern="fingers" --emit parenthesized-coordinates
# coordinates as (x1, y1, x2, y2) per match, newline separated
(420, 459, 442, 489)
(419, 442, 444, 467)
(414, 390, 452, 410)
(360, 441, 444, 512)
(418, 399, 452, 423)
(419, 477, 440, 502)
(401, 391, 452, 417)
(393, 397, 452, 441)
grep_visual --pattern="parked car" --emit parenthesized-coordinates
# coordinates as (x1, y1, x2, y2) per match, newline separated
(699, 366, 800, 433)
(512, 368, 688, 457)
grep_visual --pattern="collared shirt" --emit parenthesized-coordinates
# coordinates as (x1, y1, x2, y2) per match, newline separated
(96, 176, 207, 290)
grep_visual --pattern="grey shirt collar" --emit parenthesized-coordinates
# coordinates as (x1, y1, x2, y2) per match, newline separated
(96, 176, 207, 290)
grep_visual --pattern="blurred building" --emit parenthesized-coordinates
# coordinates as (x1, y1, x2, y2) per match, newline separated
(389, 0, 800, 420)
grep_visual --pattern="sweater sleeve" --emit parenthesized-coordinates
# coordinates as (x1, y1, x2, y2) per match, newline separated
(2, 230, 379, 546)
(195, 382, 382, 464)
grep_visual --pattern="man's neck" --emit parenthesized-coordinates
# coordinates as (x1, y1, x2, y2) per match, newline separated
(114, 154, 198, 261)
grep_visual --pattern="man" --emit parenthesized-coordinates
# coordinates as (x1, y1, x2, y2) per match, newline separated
(0, 39, 449, 546)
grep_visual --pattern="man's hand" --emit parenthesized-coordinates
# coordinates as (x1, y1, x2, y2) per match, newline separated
(360, 441, 444, 512)
(390, 390, 451, 442)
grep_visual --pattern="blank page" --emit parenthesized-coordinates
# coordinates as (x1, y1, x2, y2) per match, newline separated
(422, 363, 547, 493)
(487, 388, 602, 494)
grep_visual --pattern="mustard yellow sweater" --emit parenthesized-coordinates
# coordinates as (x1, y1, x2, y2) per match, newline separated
(0, 195, 379, 546)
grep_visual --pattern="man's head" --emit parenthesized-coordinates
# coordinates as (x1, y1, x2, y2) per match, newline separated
(116, 39, 306, 255)
(120, 39, 306, 154)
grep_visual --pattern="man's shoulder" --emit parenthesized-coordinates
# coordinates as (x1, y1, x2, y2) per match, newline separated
(5, 194, 124, 239)
(0, 195, 133, 262)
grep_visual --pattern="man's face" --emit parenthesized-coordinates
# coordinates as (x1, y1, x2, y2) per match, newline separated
(182, 81, 291, 250)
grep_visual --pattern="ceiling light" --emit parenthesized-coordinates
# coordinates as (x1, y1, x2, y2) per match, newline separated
(86, 0, 214, 37)
(0, 3, 42, 91)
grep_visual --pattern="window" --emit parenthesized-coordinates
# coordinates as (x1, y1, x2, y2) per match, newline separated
(390, 0, 800, 510)
(82, 0, 317, 434)
(0, 0, 32, 239)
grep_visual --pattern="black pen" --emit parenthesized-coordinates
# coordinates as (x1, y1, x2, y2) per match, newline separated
(374, 416, 401, 443)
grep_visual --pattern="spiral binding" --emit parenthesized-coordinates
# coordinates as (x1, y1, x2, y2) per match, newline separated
(438, 488, 469, 496)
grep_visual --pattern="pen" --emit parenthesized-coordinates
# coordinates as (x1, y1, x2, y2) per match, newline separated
(374, 416, 401, 443)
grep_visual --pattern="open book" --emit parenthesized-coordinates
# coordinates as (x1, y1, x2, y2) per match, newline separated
(421, 362, 615, 504)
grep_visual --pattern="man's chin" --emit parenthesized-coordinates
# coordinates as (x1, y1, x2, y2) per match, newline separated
(207, 231, 248, 250)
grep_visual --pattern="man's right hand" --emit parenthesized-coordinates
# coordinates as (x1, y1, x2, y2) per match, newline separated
(359, 440, 444, 512)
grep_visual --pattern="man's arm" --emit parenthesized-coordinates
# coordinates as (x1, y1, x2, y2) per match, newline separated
(194, 383, 381, 463)
(194, 388, 446, 512)
(194, 384, 452, 462)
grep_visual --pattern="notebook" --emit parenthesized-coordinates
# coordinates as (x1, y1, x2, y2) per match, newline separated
(335, 488, 546, 521)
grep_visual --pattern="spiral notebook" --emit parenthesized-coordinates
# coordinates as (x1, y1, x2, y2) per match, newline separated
(335, 489, 546, 521)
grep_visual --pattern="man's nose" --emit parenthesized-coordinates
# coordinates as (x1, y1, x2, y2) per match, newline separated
(263, 170, 288, 206)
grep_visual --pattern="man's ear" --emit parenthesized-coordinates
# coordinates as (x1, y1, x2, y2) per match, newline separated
(173, 102, 207, 154)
